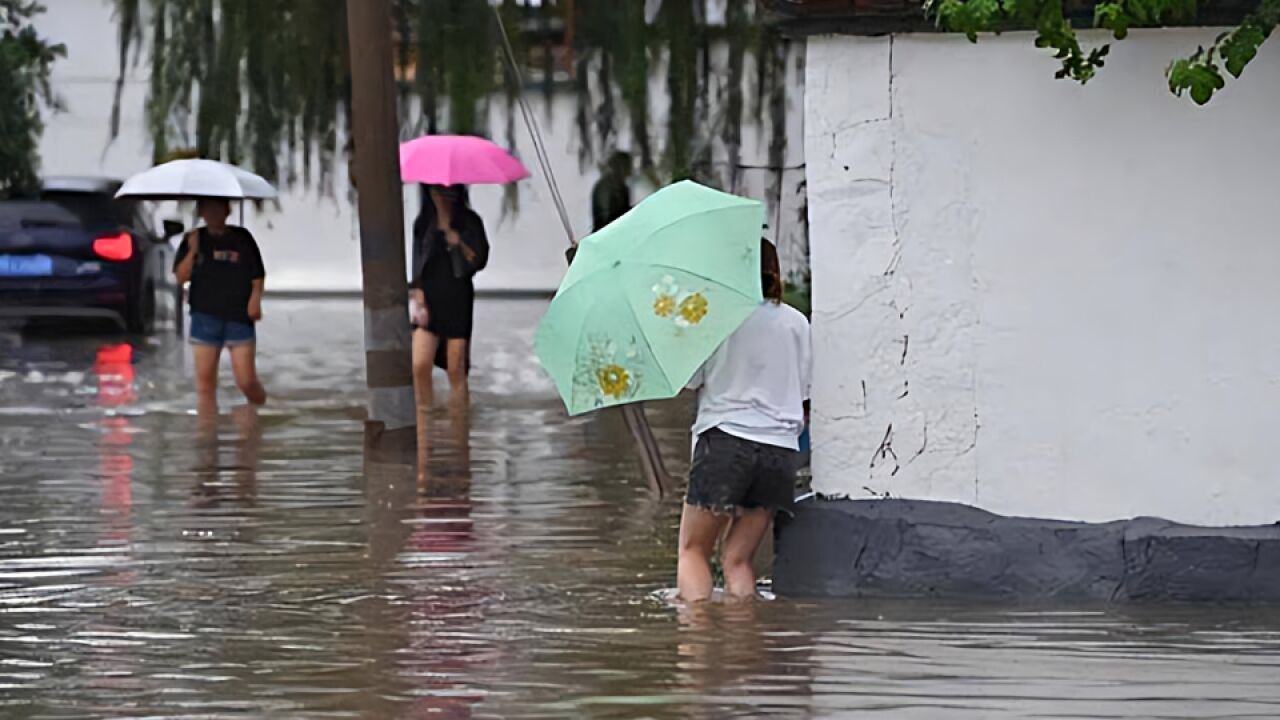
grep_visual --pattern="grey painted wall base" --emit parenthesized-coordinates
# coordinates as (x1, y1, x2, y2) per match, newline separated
(774, 497, 1280, 604)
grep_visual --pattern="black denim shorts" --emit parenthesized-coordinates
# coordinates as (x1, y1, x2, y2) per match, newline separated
(687, 428, 798, 516)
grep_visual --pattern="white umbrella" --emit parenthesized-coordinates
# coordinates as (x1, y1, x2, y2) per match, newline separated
(115, 159, 277, 201)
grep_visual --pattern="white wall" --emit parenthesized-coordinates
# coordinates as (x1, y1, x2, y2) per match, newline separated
(806, 30, 1280, 526)
(37, 0, 806, 293)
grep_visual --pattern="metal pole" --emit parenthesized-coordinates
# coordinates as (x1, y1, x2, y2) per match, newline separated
(346, 0, 415, 454)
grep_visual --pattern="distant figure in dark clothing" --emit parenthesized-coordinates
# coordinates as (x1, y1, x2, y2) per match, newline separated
(569, 151, 634, 266)
(592, 151, 633, 232)
(409, 184, 489, 408)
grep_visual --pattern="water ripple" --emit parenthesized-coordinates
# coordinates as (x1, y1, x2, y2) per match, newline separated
(1, 300, 1278, 718)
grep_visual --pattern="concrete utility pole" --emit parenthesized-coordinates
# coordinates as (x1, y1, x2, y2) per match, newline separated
(346, 0, 415, 452)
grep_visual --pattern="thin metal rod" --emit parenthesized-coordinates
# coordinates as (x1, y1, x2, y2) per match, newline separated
(491, 6, 670, 498)
(492, 6, 576, 247)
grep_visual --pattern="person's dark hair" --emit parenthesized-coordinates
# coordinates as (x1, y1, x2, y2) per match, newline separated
(607, 151, 633, 178)
(416, 183, 472, 230)
(761, 237, 783, 304)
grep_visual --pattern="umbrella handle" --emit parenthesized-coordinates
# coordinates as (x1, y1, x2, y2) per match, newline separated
(621, 403, 671, 498)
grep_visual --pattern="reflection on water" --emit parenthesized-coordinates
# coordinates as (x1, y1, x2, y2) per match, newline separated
(193, 405, 261, 510)
(1, 300, 1279, 718)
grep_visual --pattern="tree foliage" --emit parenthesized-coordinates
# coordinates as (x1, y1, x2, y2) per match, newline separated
(0, 1, 63, 198)
(112, 0, 794, 199)
(928, 0, 1278, 104)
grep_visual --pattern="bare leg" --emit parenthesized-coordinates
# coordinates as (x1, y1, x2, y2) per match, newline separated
(445, 351, 471, 494)
(445, 338, 469, 407)
(193, 344, 222, 415)
(412, 329, 440, 486)
(231, 404, 262, 504)
(412, 329, 439, 411)
(721, 509, 773, 599)
(193, 361, 219, 503)
(677, 503, 730, 603)
(228, 343, 267, 405)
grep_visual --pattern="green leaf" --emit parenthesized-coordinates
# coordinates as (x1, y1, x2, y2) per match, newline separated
(1220, 24, 1267, 77)
(1094, 2, 1131, 38)
(1169, 59, 1226, 105)
(928, 0, 1279, 104)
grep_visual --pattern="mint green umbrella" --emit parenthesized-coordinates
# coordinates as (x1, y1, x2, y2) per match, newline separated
(535, 180, 765, 416)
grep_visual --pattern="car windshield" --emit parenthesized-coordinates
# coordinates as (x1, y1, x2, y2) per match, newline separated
(0, 201, 83, 230)
(37, 192, 134, 229)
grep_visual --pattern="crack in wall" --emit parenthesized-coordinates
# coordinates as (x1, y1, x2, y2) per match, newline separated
(820, 284, 889, 323)
(883, 34, 901, 278)
(905, 422, 928, 468)
(871, 423, 899, 476)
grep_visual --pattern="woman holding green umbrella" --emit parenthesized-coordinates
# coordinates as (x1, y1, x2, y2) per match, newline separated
(534, 181, 811, 601)
(678, 239, 811, 602)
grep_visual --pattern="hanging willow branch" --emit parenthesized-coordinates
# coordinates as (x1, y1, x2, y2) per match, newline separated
(110, 0, 794, 199)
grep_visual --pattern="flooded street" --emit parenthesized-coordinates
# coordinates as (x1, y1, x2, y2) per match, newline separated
(1, 298, 1279, 719)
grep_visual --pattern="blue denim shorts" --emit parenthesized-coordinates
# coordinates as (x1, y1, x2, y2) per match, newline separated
(190, 312, 256, 348)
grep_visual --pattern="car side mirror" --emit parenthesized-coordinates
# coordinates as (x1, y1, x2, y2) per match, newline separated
(162, 219, 184, 239)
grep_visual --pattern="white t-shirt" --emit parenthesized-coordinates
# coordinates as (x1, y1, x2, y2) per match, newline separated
(687, 301, 812, 451)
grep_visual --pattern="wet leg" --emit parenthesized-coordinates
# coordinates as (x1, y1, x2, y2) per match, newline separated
(445, 370, 472, 494)
(231, 404, 262, 503)
(228, 343, 267, 405)
(412, 329, 440, 486)
(412, 329, 439, 411)
(721, 509, 773, 599)
(445, 338, 469, 408)
(193, 344, 222, 415)
(677, 503, 730, 602)
(193, 348, 220, 502)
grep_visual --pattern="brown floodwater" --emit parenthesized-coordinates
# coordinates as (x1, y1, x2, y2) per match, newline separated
(1, 298, 1279, 719)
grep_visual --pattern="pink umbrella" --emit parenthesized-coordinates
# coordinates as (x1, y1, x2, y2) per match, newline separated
(399, 134, 530, 186)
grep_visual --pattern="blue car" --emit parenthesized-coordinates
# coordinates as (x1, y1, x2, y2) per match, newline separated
(0, 177, 183, 334)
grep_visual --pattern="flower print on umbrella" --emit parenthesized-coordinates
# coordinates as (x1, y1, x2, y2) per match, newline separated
(534, 181, 766, 417)
(677, 292, 709, 327)
(596, 363, 631, 399)
(652, 275, 679, 318)
(573, 334, 643, 408)
(652, 275, 711, 328)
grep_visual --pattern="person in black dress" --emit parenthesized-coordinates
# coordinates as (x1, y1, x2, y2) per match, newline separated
(409, 184, 489, 408)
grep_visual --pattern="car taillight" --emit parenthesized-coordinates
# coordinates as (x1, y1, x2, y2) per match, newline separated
(93, 232, 133, 261)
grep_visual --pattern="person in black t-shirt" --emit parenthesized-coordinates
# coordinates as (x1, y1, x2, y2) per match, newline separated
(173, 198, 267, 409)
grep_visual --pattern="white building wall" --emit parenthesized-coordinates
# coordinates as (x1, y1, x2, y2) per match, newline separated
(37, 0, 806, 294)
(807, 30, 1280, 526)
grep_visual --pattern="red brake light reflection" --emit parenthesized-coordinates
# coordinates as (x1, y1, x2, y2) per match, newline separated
(93, 232, 133, 261)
